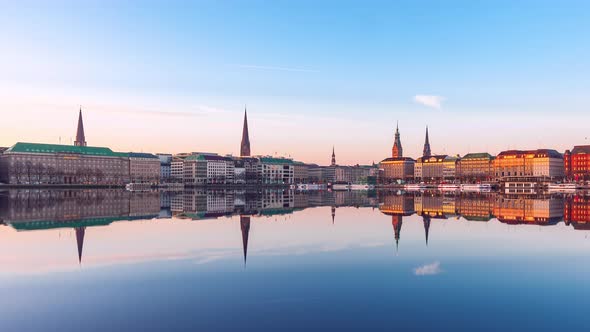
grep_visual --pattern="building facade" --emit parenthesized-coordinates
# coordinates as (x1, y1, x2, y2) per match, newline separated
(293, 162, 309, 184)
(183, 154, 235, 185)
(457, 153, 494, 182)
(379, 157, 415, 182)
(129, 152, 161, 184)
(415, 155, 457, 181)
(157, 153, 172, 181)
(258, 157, 294, 184)
(564, 145, 590, 181)
(494, 149, 564, 181)
(0, 142, 129, 185)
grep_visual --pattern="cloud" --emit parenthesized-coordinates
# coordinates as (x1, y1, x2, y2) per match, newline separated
(233, 64, 319, 73)
(414, 95, 446, 109)
(414, 261, 442, 276)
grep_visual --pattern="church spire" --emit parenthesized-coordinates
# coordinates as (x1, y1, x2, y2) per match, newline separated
(74, 108, 87, 147)
(75, 226, 86, 265)
(423, 215, 431, 246)
(240, 106, 251, 157)
(240, 215, 251, 266)
(392, 121, 403, 158)
(331, 146, 336, 166)
(422, 126, 431, 157)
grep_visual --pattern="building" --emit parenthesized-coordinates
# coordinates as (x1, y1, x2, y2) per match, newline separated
(258, 157, 294, 184)
(183, 154, 235, 185)
(170, 157, 185, 181)
(128, 152, 161, 184)
(293, 161, 309, 184)
(493, 196, 563, 225)
(379, 157, 415, 182)
(457, 153, 494, 182)
(0, 142, 129, 185)
(392, 122, 403, 158)
(564, 145, 590, 181)
(240, 107, 251, 157)
(334, 165, 378, 184)
(415, 155, 457, 182)
(233, 157, 260, 184)
(74, 108, 87, 147)
(157, 153, 173, 180)
(308, 165, 336, 184)
(494, 149, 564, 181)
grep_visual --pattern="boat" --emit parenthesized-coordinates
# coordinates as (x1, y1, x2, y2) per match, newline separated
(404, 183, 427, 191)
(461, 183, 492, 192)
(438, 183, 460, 191)
(547, 183, 578, 192)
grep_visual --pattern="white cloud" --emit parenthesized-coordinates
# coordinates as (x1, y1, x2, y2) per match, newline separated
(414, 95, 446, 109)
(414, 261, 442, 276)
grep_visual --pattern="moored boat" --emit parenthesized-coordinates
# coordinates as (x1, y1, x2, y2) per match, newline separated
(461, 183, 492, 192)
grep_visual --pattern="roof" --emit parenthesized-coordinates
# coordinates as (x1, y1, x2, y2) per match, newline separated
(416, 155, 448, 163)
(4, 142, 127, 158)
(571, 145, 590, 154)
(380, 157, 415, 163)
(497, 149, 562, 159)
(185, 154, 233, 162)
(259, 157, 294, 165)
(128, 152, 158, 159)
(461, 152, 493, 159)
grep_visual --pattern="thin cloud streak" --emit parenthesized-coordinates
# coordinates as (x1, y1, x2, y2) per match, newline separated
(232, 64, 319, 73)
(414, 95, 446, 109)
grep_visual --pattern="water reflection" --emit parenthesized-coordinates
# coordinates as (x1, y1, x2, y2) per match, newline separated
(1, 189, 590, 267)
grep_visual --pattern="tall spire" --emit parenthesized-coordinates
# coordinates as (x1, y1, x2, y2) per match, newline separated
(392, 121, 403, 158)
(240, 106, 251, 157)
(391, 215, 402, 254)
(240, 215, 251, 266)
(423, 215, 431, 246)
(75, 226, 86, 265)
(422, 126, 431, 157)
(331, 206, 336, 224)
(331, 146, 336, 166)
(74, 108, 87, 147)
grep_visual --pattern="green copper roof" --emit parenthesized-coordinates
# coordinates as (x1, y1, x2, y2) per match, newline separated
(461, 152, 493, 159)
(6, 142, 128, 158)
(259, 157, 294, 164)
(8, 214, 157, 231)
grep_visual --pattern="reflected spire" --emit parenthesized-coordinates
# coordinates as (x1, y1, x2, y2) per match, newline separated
(75, 226, 86, 265)
(422, 215, 431, 246)
(240, 215, 251, 266)
(391, 215, 402, 254)
(331, 206, 336, 224)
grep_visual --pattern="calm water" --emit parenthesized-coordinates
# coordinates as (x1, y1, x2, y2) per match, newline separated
(1, 189, 590, 331)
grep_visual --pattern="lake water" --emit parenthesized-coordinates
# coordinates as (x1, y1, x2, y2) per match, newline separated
(1, 189, 589, 331)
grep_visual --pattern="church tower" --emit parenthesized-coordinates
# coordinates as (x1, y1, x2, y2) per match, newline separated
(331, 147, 336, 166)
(74, 108, 87, 147)
(240, 107, 251, 157)
(422, 126, 431, 157)
(392, 121, 403, 158)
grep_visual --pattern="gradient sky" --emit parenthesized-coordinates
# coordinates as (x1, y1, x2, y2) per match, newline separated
(1, 0, 589, 165)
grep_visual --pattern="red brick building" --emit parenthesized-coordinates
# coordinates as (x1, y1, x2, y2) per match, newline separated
(564, 145, 590, 181)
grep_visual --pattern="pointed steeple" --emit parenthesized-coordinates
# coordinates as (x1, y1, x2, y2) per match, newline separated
(392, 121, 403, 158)
(74, 108, 87, 147)
(391, 215, 402, 254)
(331, 146, 336, 166)
(331, 206, 336, 224)
(423, 215, 431, 246)
(422, 126, 431, 157)
(75, 226, 86, 265)
(240, 215, 251, 266)
(240, 106, 251, 157)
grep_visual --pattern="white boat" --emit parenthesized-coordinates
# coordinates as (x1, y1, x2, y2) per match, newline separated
(438, 183, 460, 191)
(404, 183, 426, 191)
(461, 184, 492, 192)
(547, 183, 578, 192)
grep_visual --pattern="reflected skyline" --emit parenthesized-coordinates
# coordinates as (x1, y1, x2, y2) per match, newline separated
(2, 189, 590, 269)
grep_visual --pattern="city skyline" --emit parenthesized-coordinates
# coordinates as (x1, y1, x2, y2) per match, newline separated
(2, 1, 590, 165)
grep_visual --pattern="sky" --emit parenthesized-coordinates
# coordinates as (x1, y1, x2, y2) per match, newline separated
(1, 0, 589, 165)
